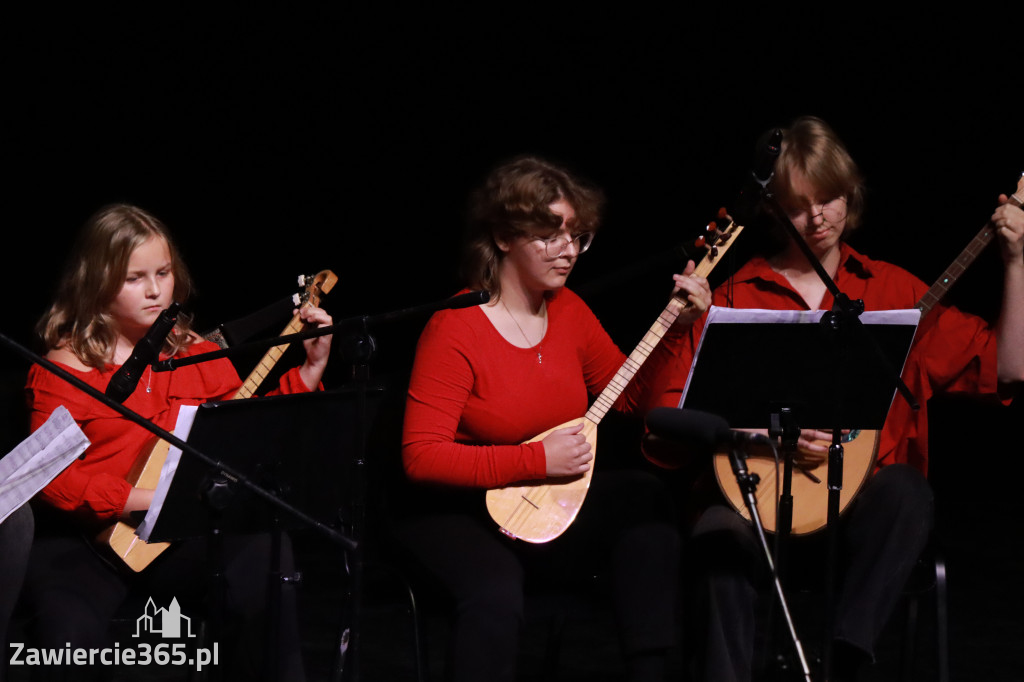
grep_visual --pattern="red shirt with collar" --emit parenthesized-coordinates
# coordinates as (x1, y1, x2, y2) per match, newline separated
(649, 243, 1004, 474)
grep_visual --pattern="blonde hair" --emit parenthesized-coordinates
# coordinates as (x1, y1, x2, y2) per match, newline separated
(772, 116, 865, 233)
(38, 204, 195, 369)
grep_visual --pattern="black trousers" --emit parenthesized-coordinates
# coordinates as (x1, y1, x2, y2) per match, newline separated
(686, 463, 934, 682)
(1, 504, 34, 682)
(395, 469, 680, 682)
(21, 513, 305, 682)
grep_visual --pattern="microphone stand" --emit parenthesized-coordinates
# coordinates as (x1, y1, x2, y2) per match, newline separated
(759, 196, 919, 681)
(328, 316, 377, 682)
(727, 441, 812, 682)
(0, 332, 357, 554)
(319, 291, 488, 682)
(757, 407, 804, 674)
(769, 407, 802, 561)
(151, 291, 490, 375)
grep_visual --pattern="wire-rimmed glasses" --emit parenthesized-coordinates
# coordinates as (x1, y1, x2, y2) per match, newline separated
(537, 230, 595, 258)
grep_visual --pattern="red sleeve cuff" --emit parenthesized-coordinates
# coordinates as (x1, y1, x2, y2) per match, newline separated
(526, 441, 547, 479)
(276, 366, 322, 394)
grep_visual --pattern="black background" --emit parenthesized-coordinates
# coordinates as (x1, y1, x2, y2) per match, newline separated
(5, 10, 1020, 355)
(3, 8, 1021, 677)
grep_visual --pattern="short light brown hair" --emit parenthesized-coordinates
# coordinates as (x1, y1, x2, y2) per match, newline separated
(772, 116, 865, 233)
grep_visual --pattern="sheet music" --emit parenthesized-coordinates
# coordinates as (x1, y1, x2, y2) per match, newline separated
(0, 406, 90, 524)
(679, 306, 922, 408)
(136, 405, 198, 541)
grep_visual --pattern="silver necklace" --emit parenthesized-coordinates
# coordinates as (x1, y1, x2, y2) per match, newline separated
(501, 298, 546, 364)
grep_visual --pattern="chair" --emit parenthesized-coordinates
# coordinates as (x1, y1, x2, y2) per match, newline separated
(900, 542, 949, 682)
(357, 553, 431, 682)
(763, 535, 950, 681)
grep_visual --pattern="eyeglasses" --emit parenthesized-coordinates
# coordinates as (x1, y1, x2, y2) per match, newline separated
(800, 197, 848, 225)
(536, 230, 595, 258)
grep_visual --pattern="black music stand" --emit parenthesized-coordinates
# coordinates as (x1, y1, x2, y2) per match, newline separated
(680, 305, 919, 680)
(142, 391, 361, 541)
(141, 390, 368, 682)
(680, 307, 919, 430)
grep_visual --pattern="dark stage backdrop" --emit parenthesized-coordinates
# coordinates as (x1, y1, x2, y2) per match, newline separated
(3, 9, 1021, 676)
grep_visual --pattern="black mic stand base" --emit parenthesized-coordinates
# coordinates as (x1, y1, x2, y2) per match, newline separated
(729, 447, 813, 682)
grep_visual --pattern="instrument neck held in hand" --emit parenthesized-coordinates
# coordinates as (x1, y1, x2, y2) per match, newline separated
(585, 294, 688, 423)
(916, 174, 1023, 316)
(585, 215, 745, 424)
(231, 270, 337, 400)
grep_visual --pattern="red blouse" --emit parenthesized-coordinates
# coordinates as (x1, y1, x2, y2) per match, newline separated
(402, 287, 677, 488)
(26, 340, 315, 525)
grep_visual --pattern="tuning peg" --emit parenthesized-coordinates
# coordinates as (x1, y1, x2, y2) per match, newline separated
(292, 293, 302, 306)
(694, 235, 706, 249)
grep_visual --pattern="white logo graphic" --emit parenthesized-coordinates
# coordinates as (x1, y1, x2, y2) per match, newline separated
(10, 596, 217, 671)
(132, 597, 196, 639)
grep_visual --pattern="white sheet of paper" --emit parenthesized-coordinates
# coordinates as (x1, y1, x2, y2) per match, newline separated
(136, 405, 198, 541)
(0, 406, 90, 524)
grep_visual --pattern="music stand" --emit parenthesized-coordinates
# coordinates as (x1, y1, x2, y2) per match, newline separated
(680, 307, 919, 430)
(141, 389, 374, 682)
(679, 305, 919, 679)
(142, 391, 364, 541)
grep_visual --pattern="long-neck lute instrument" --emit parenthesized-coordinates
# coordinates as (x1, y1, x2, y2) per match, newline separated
(487, 211, 744, 542)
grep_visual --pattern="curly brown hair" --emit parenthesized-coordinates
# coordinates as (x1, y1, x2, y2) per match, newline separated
(462, 156, 605, 299)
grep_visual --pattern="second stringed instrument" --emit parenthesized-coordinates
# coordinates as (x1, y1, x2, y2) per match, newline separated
(486, 211, 745, 542)
(97, 270, 337, 571)
(713, 173, 1024, 535)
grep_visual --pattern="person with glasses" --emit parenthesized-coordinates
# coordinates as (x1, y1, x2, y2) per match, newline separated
(397, 155, 711, 682)
(643, 116, 1024, 681)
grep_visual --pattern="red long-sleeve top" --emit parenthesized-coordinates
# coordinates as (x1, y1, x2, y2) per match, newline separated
(402, 287, 678, 488)
(647, 243, 1006, 475)
(26, 339, 316, 526)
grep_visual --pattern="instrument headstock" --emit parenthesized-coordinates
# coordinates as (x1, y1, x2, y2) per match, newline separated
(692, 208, 744, 271)
(293, 270, 338, 309)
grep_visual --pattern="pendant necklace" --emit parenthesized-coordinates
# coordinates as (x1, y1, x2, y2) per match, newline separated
(501, 298, 547, 364)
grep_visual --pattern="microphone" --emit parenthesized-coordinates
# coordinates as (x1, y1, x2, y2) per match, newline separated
(751, 127, 783, 189)
(645, 407, 772, 456)
(105, 302, 181, 402)
(733, 127, 783, 223)
(443, 290, 490, 309)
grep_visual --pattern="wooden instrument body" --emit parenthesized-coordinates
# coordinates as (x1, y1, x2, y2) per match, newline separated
(96, 438, 174, 569)
(712, 429, 879, 535)
(485, 417, 597, 543)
